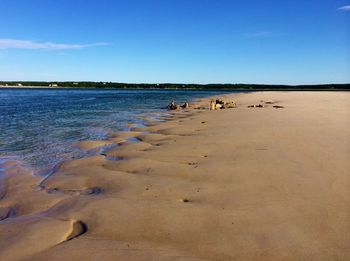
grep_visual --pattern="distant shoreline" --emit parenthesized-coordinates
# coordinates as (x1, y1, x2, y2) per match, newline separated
(0, 81, 349, 91)
(0, 86, 349, 91)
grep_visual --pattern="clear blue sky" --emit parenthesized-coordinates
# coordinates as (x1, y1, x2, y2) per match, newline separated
(0, 0, 349, 84)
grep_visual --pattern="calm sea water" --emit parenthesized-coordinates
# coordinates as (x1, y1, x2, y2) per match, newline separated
(0, 88, 235, 175)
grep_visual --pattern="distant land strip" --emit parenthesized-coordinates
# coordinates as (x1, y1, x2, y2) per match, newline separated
(0, 81, 349, 90)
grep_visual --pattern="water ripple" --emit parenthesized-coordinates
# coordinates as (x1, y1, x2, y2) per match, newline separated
(0, 88, 234, 174)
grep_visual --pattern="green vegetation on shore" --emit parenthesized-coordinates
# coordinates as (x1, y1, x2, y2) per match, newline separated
(0, 81, 349, 90)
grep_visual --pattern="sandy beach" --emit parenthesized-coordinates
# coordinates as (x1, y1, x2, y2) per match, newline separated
(0, 91, 349, 260)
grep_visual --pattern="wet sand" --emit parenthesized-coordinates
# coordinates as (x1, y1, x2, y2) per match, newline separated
(0, 91, 349, 260)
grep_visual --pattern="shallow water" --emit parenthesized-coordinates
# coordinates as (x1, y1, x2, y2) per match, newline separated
(0, 88, 237, 175)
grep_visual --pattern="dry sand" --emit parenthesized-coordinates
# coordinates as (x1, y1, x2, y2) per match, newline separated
(0, 91, 349, 260)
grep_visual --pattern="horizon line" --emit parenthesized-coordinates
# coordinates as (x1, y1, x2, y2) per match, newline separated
(0, 81, 349, 87)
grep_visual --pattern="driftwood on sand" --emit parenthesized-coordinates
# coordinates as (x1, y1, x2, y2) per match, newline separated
(210, 99, 237, 110)
(167, 101, 189, 111)
(168, 99, 236, 111)
(181, 102, 189, 109)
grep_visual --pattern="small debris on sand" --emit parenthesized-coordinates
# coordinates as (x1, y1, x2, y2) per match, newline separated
(168, 101, 190, 110)
(248, 104, 264, 108)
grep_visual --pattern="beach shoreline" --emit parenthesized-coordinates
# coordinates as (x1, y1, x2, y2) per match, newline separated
(0, 91, 349, 260)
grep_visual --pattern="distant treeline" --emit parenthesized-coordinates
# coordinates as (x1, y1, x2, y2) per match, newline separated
(1, 81, 349, 90)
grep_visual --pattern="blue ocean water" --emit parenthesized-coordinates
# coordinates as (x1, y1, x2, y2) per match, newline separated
(0, 88, 235, 175)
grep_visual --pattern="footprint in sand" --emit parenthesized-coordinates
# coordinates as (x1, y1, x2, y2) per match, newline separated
(63, 220, 88, 242)
(46, 187, 104, 196)
(188, 162, 199, 168)
(82, 187, 104, 195)
(262, 101, 285, 108)
(0, 207, 15, 221)
(0, 188, 6, 200)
